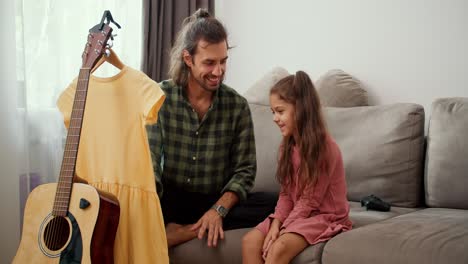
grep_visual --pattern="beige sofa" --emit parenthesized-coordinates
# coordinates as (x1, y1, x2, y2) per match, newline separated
(168, 96, 468, 263)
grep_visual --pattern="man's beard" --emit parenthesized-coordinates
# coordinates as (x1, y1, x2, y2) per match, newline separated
(195, 74, 224, 92)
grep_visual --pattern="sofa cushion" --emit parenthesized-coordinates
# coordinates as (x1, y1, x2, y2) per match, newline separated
(325, 104, 425, 207)
(322, 208, 468, 264)
(316, 69, 368, 107)
(249, 103, 281, 193)
(244, 67, 290, 106)
(348, 201, 420, 228)
(169, 228, 325, 264)
(425, 97, 468, 209)
(292, 242, 326, 264)
(169, 228, 249, 264)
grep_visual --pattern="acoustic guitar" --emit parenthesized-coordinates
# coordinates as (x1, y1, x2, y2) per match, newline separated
(14, 24, 120, 263)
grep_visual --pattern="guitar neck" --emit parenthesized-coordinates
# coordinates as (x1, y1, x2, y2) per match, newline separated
(53, 68, 91, 216)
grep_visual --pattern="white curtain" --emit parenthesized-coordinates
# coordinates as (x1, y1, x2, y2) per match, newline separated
(3, 1, 142, 261)
(0, 0, 20, 262)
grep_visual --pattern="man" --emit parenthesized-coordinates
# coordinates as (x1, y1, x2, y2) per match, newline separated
(147, 9, 276, 248)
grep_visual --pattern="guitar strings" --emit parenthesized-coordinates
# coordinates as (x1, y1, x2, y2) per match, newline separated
(46, 68, 89, 251)
(53, 72, 87, 251)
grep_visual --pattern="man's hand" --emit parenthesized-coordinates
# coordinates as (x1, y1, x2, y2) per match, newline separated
(190, 209, 225, 247)
(190, 191, 238, 247)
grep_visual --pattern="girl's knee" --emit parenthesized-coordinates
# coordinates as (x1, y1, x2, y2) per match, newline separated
(242, 230, 256, 246)
(267, 240, 288, 258)
(242, 229, 263, 249)
(242, 232, 252, 246)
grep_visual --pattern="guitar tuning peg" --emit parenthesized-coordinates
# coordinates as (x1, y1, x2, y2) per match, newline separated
(106, 39, 114, 49)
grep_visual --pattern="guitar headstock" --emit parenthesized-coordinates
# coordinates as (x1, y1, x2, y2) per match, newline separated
(81, 24, 113, 69)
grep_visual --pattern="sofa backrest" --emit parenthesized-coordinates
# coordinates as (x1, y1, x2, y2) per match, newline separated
(250, 103, 281, 193)
(425, 98, 468, 209)
(325, 104, 425, 208)
(250, 102, 426, 208)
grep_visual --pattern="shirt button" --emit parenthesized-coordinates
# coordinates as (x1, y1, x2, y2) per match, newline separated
(195, 131, 199, 136)
(192, 156, 197, 161)
(192, 108, 195, 112)
(187, 178, 191, 183)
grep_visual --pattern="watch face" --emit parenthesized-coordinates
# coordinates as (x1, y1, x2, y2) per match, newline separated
(213, 205, 228, 217)
(218, 206, 227, 216)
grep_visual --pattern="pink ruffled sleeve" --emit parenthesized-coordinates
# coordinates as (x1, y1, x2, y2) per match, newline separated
(269, 185, 294, 223)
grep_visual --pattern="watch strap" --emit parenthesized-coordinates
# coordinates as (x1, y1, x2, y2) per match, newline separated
(211, 204, 228, 218)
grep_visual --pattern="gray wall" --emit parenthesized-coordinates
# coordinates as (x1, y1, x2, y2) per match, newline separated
(216, 0, 468, 116)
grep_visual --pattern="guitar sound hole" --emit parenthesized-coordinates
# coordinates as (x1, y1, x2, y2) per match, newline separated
(43, 216, 71, 251)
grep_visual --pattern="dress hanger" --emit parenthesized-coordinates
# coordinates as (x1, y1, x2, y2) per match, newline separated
(91, 48, 125, 73)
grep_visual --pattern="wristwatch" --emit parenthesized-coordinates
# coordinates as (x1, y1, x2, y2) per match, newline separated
(211, 204, 229, 218)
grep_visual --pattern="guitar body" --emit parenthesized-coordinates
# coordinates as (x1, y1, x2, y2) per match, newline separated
(14, 183, 119, 264)
(15, 23, 120, 264)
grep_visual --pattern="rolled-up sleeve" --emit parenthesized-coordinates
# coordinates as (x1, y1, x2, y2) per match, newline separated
(147, 118, 164, 198)
(222, 102, 256, 201)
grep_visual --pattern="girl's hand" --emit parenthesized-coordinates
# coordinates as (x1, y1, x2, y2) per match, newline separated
(262, 239, 272, 261)
(262, 219, 281, 257)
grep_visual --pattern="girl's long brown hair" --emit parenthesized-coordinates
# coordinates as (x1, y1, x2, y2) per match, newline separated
(271, 71, 329, 190)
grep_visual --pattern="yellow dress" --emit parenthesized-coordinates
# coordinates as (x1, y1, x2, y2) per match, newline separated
(57, 66, 169, 263)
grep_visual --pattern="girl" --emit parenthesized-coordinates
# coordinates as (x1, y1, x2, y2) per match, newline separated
(242, 71, 352, 264)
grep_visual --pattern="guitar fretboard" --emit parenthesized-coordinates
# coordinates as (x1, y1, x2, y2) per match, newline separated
(52, 68, 91, 216)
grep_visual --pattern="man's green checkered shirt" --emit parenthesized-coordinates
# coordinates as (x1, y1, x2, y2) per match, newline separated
(147, 80, 256, 201)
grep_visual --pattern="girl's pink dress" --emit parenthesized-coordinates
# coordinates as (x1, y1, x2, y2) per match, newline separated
(256, 137, 352, 244)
